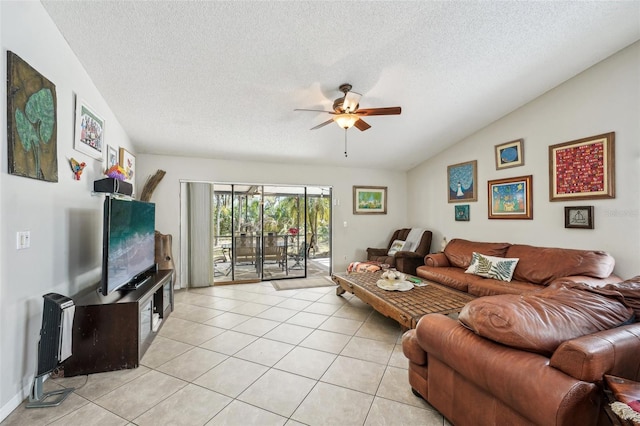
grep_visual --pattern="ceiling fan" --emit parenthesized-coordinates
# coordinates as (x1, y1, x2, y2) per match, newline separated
(295, 83, 402, 132)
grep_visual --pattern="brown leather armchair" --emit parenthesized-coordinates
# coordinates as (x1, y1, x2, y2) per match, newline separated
(366, 228, 432, 275)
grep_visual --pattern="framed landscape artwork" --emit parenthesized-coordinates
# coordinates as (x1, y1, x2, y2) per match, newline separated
(564, 206, 594, 229)
(7, 51, 58, 182)
(447, 160, 477, 203)
(495, 139, 524, 170)
(488, 175, 533, 220)
(74, 97, 105, 160)
(549, 132, 615, 201)
(353, 186, 387, 214)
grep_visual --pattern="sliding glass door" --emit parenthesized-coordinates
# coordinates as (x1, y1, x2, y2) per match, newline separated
(208, 184, 331, 285)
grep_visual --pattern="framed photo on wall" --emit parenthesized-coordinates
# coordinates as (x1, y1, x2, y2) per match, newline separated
(74, 97, 104, 160)
(447, 160, 477, 203)
(488, 175, 533, 220)
(549, 132, 615, 201)
(106, 145, 118, 168)
(119, 148, 135, 193)
(564, 206, 594, 229)
(495, 139, 524, 170)
(353, 186, 387, 214)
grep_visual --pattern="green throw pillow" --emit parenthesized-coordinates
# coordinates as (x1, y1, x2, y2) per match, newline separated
(464, 252, 519, 282)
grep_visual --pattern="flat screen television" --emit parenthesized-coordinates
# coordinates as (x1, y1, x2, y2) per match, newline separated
(101, 196, 156, 295)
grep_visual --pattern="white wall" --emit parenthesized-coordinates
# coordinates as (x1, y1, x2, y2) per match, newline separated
(407, 41, 640, 279)
(0, 2, 136, 418)
(136, 155, 408, 285)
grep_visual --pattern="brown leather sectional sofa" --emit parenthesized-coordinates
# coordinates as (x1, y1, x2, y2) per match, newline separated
(403, 239, 639, 425)
(416, 238, 621, 296)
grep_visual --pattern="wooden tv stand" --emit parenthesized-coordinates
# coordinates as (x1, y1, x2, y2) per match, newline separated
(62, 269, 173, 377)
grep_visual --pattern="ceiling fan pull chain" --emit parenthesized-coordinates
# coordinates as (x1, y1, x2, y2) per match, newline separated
(344, 129, 348, 157)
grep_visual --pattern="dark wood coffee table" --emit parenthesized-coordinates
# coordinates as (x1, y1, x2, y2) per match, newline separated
(332, 271, 475, 331)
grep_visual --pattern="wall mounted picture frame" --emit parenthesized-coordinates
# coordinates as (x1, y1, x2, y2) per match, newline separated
(564, 206, 594, 229)
(488, 175, 533, 220)
(7, 51, 58, 182)
(106, 145, 118, 168)
(119, 147, 136, 193)
(495, 139, 524, 170)
(447, 160, 477, 203)
(74, 97, 105, 160)
(353, 186, 387, 215)
(455, 204, 470, 221)
(549, 132, 615, 201)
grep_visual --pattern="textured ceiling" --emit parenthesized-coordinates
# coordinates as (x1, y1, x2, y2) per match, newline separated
(41, 1, 640, 171)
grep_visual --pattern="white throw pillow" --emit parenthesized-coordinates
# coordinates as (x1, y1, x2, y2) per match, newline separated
(387, 239, 406, 256)
(465, 252, 519, 282)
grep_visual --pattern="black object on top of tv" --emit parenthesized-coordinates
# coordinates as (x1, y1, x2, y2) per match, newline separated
(94, 178, 133, 196)
(101, 196, 156, 295)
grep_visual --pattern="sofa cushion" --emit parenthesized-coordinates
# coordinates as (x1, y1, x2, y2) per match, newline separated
(467, 278, 543, 297)
(416, 266, 475, 292)
(506, 244, 615, 285)
(557, 276, 640, 320)
(444, 239, 511, 269)
(458, 283, 634, 356)
(465, 252, 519, 282)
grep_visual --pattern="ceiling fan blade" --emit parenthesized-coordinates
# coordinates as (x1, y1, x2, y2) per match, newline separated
(310, 118, 335, 130)
(294, 108, 335, 114)
(354, 119, 371, 131)
(356, 107, 402, 116)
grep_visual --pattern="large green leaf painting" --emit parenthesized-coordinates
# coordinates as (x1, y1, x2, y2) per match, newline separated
(25, 88, 55, 143)
(7, 51, 58, 182)
(14, 88, 55, 179)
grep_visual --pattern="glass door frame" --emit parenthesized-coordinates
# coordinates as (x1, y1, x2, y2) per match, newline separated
(210, 183, 331, 285)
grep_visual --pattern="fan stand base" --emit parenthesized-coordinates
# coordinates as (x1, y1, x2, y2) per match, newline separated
(26, 375, 75, 409)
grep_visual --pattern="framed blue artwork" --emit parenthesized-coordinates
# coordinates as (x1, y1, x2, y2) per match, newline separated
(495, 139, 524, 170)
(447, 160, 477, 203)
(488, 175, 533, 220)
(455, 205, 470, 221)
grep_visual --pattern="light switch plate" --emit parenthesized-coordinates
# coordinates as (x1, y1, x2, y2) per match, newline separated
(17, 231, 30, 250)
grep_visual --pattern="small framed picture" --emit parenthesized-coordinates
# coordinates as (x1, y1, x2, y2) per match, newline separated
(495, 139, 524, 170)
(74, 97, 104, 160)
(119, 147, 135, 192)
(353, 186, 387, 214)
(455, 205, 470, 221)
(564, 206, 594, 229)
(106, 145, 118, 168)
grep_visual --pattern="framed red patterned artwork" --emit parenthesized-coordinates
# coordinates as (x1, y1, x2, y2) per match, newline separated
(549, 132, 615, 201)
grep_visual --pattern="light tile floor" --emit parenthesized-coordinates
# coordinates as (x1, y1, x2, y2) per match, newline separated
(2, 280, 450, 426)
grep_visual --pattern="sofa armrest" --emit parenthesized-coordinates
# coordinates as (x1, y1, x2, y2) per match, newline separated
(395, 251, 422, 259)
(402, 329, 427, 366)
(366, 247, 388, 257)
(550, 323, 640, 382)
(424, 252, 450, 267)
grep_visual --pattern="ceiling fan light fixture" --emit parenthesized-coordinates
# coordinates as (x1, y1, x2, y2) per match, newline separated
(334, 113, 358, 129)
(342, 91, 361, 113)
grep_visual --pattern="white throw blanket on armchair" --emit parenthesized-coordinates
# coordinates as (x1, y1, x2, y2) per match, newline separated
(402, 228, 425, 252)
